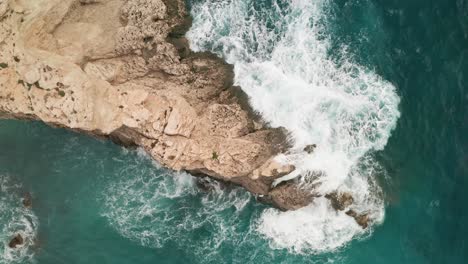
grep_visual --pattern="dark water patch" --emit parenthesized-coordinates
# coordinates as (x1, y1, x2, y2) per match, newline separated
(328, 0, 468, 262)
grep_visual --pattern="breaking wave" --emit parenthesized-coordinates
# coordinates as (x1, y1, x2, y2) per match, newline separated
(100, 149, 262, 262)
(187, 0, 400, 253)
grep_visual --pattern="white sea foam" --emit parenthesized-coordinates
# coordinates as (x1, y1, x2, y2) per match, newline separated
(187, 0, 400, 253)
(101, 152, 254, 259)
(0, 175, 38, 264)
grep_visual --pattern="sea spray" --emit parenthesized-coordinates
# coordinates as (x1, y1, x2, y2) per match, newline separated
(187, 0, 400, 252)
(0, 175, 38, 264)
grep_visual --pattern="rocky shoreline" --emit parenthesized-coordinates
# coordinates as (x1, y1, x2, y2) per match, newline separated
(0, 0, 369, 228)
(0, 0, 312, 209)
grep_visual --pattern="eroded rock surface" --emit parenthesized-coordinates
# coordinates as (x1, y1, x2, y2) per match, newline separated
(266, 181, 315, 211)
(325, 191, 354, 211)
(0, 0, 307, 209)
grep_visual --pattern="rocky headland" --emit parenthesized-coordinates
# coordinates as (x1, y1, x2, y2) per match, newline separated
(0, 0, 368, 227)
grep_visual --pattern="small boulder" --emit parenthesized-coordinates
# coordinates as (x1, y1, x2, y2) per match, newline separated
(325, 191, 354, 211)
(304, 144, 317, 154)
(8, 234, 24, 248)
(346, 210, 370, 229)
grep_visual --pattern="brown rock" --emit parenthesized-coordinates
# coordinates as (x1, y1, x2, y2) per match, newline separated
(0, 1, 9, 20)
(346, 210, 370, 229)
(22, 192, 32, 208)
(8, 234, 24, 248)
(304, 144, 317, 154)
(267, 181, 315, 211)
(325, 191, 354, 211)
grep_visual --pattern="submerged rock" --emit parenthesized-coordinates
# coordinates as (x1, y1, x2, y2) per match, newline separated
(8, 234, 24, 248)
(250, 158, 295, 181)
(261, 181, 315, 211)
(346, 210, 370, 229)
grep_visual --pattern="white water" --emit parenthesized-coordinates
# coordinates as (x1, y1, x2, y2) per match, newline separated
(101, 149, 257, 261)
(0, 175, 38, 264)
(187, 0, 400, 253)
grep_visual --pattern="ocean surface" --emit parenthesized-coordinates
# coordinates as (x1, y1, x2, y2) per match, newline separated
(1, 0, 467, 263)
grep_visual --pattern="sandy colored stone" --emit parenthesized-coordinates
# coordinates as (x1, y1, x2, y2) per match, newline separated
(0, 0, 306, 210)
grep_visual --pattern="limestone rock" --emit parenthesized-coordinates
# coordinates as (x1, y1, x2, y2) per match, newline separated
(0, 0, 311, 211)
(251, 157, 295, 180)
(326, 192, 371, 229)
(205, 104, 251, 138)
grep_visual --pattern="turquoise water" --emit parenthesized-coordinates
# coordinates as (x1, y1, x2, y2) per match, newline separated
(1, 0, 467, 263)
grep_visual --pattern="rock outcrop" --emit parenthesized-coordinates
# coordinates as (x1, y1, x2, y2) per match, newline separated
(8, 234, 23, 248)
(0, 0, 309, 209)
(263, 180, 315, 211)
(346, 209, 370, 229)
(325, 191, 370, 229)
(325, 191, 354, 211)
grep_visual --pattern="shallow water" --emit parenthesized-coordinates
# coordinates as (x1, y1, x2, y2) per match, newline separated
(1, 0, 468, 263)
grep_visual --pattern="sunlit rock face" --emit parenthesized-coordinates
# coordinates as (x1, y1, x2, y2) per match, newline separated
(0, 0, 307, 210)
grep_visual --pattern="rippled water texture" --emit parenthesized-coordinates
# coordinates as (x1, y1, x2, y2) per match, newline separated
(1, 0, 467, 263)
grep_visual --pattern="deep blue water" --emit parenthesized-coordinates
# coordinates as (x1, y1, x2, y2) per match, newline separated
(1, 0, 467, 263)
(331, 1, 468, 262)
